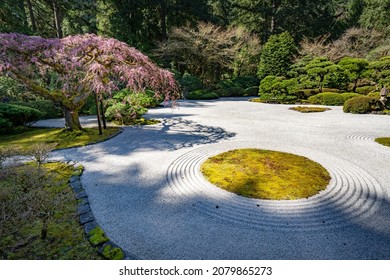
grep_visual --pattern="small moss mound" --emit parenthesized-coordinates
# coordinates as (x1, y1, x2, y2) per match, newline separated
(101, 244, 125, 260)
(200, 149, 330, 200)
(289, 106, 330, 113)
(375, 137, 390, 147)
(88, 226, 109, 246)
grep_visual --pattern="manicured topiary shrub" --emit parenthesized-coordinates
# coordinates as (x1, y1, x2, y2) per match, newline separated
(308, 92, 361, 106)
(105, 103, 147, 125)
(178, 72, 204, 93)
(258, 76, 299, 104)
(0, 103, 44, 127)
(12, 100, 62, 119)
(224, 86, 245, 97)
(356, 86, 376, 95)
(243, 86, 259, 96)
(343, 96, 376, 114)
(187, 90, 219, 100)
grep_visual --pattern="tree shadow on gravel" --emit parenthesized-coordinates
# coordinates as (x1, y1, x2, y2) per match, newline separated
(53, 117, 236, 160)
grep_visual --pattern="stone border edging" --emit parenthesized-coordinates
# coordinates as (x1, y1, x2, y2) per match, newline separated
(67, 161, 134, 260)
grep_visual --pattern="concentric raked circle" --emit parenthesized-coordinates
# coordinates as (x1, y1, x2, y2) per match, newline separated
(167, 142, 384, 231)
(346, 133, 375, 143)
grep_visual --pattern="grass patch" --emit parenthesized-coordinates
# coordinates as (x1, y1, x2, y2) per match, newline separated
(0, 162, 103, 259)
(375, 137, 390, 147)
(289, 106, 331, 113)
(201, 149, 330, 200)
(0, 127, 120, 151)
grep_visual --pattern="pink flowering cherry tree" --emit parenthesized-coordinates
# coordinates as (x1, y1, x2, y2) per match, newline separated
(0, 33, 179, 131)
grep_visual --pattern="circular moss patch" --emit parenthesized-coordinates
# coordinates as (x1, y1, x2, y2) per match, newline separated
(200, 149, 330, 200)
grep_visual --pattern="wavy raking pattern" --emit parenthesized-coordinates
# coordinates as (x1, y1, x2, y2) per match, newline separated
(167, 142, 384, 232)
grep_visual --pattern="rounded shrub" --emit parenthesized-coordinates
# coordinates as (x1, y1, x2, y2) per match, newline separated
(308, 92, 361, 106)
(224, 86, 245, 97)
(187, 90, 219, 100)
(12, 100, 62, 119)
(104, 103, 147, 125)
(343, 96, 376, 114)
(243, 86, 259, 96)
(0, 103, 44, 127)
(356, 86, 376, 95)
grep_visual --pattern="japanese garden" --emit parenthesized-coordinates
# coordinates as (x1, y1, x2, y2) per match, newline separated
(1, 0, 390, 260)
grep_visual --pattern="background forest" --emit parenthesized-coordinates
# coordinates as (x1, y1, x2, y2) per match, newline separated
(1, 0, 390, 122)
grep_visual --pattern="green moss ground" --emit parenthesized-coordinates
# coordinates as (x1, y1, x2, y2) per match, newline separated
(0, 162, 103, 259)
(201, 149, 331, 200)
(289, 106, 331, 113)
(0, 127, 120, 150)
(375, 137, 390, 147)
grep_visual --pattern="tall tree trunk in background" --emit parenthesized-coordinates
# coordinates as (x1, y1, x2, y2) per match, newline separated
(270, 0, 276, 34)
(52, 0, 63, 38)
(160, 0, 167, 42)
(26, 0, 37, 32)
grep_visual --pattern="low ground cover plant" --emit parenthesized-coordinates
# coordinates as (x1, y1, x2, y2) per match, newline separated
(290, 106, 331, 113)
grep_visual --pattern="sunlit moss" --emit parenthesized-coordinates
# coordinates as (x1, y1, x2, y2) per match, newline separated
(0, 162, 102, 259)
(375, 137, 390, 147)
(201, 149, 330, 200)
(0, 127, 120, 150)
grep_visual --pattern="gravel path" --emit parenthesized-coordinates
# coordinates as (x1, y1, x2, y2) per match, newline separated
(46, 98, 390, 259)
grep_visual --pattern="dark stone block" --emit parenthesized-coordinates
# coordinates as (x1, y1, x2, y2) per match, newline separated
(78, 203, 91, 216)
(84, 221, 98, 236)
(78, 197, 90, 207)
(69, 176, 79, 183)
(79, 211, 94, 225)
(70, 180, 82, 192)
(75, 191, 88, 200)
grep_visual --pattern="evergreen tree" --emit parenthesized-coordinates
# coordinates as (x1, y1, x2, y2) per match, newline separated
(257, 32, 297, 80)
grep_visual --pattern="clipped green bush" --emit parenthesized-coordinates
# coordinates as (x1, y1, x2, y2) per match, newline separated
(308, 92, 361, 106)
(355, 86, 376, 95)
(178, 72, 204, 93)
(0, 103, 44, 127)
(0, 113, 12, 129)
(231, 76, 259, 88)
(258, 76, 299, 104)
(343, 96, 376, 114)
(12, 100, 62, 119)
(187, 90, 219, 100)
(105, 103, 147, 125)
(223, 86, 245, 97)
(243, 86, 259, 96)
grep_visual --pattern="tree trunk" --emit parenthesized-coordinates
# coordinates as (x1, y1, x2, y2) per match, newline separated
(63, 107, 82, 131)
(95, 93, 103, 135)
(100, 100, 107, 129)
(26, 0, 37, 32)
(52, 0, 63, 38)
(160, 0, 167, 42)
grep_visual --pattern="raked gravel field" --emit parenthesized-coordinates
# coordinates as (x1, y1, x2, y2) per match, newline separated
(38, 97, 390, 259)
